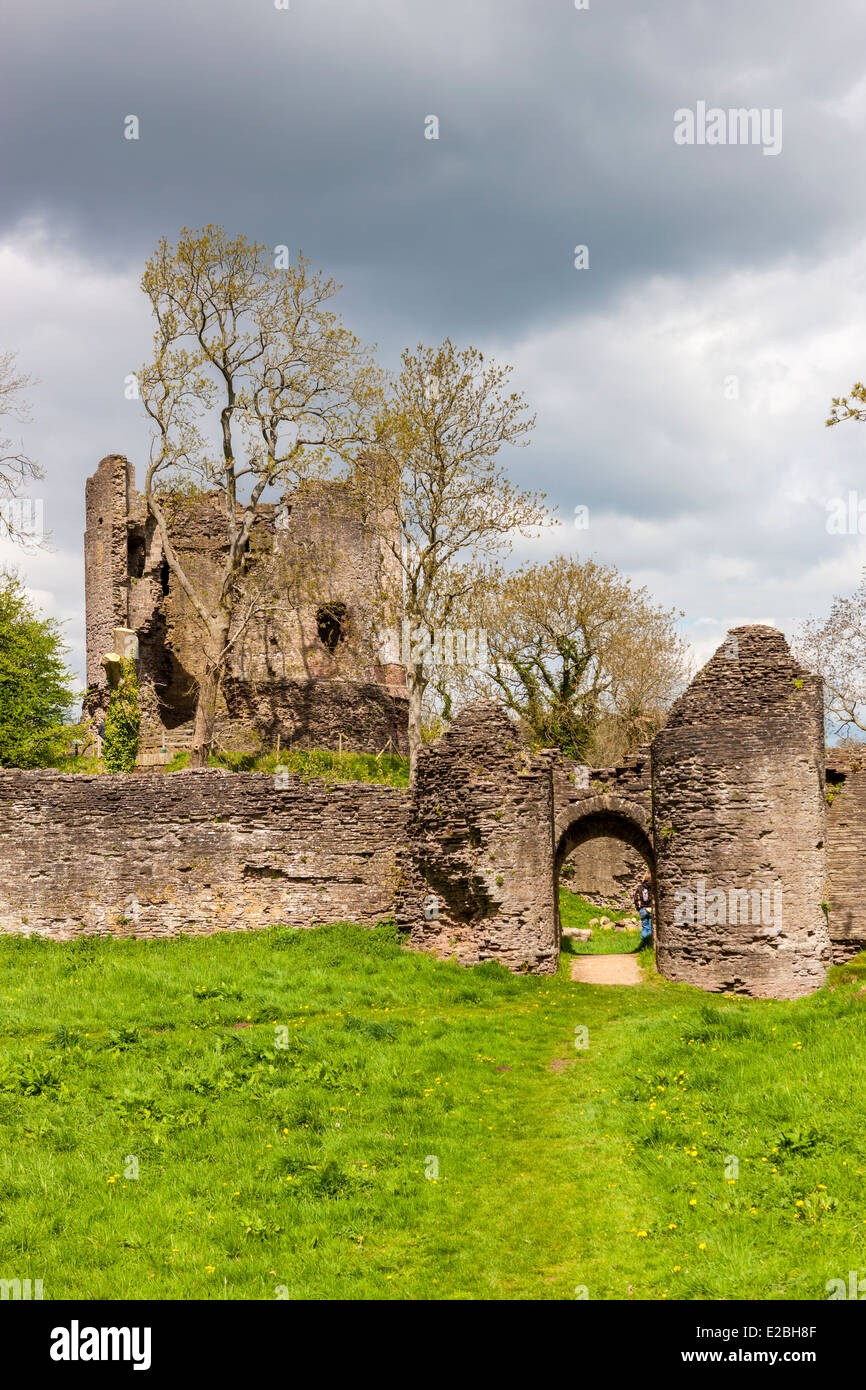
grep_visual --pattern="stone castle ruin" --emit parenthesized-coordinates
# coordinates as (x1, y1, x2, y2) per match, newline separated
(83, 454, 409, 760)
(397, 627, 861, 998)
(3, 470, 866, 1003)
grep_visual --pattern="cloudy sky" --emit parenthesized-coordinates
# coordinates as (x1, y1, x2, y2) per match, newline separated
(3, 0, 866, 691)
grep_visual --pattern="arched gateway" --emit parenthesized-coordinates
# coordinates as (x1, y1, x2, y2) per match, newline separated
(554, 793, 653, 877)
(554, 793, 655, 934)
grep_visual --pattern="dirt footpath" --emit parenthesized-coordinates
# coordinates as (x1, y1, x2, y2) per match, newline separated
(570, 953, 644, 985)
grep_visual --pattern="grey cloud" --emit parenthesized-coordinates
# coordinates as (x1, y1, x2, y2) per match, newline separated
(2, 0, 866, 349)
(3, 0, 866, 687)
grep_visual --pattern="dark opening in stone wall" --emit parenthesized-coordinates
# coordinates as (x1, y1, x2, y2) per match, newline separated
(316, 601, 348, 654)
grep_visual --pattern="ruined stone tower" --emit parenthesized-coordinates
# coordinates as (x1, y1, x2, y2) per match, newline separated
(650, 625, 832, 999)
(84, 455, 409, 760)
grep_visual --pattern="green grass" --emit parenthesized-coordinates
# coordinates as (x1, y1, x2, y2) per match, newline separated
(1, 918, 865, 1300)
(51, 746, 410, 787)
(559, 887, 642, 953)
(50, 755, 103, 774)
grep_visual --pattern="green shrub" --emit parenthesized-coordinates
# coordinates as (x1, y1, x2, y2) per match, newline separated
(102, 659, 141, 772)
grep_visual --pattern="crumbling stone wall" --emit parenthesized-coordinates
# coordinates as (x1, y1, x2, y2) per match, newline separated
(551, 748, 651, 849)
(395, 703, 558, 973)
(84, 455, 408, 758)
(0, 770, 406, 938)
(21, 552, 866, 998)
(825, 749, 866, 962)
(1, 658, 863, 1003)
(650, 626, 832, 1000)
(222, 676, 407, 757)
(84, 455, 135, 692)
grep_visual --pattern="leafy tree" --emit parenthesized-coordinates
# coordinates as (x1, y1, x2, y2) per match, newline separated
(826, 382, 866, 428)
(0, 572, 75, 767)
(447, 555, 689, 764)
(102, 659, 141, 772)
(137, 225, 382, 765)
(358, 339, 548, 777)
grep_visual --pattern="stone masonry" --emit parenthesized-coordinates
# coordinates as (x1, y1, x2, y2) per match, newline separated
(651, 626, 832, 999)
(562, 839, 647, 909)
(84, 454, 409, 760)
(0, 769, 406, 938)
(824, 748, 866, 961)
(394, 703, 558, 973)
(4, 618, 866, 999)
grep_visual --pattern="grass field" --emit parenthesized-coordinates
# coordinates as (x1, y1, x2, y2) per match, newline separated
(559, 886, 643, 953)
(1, 902, 865, 1300)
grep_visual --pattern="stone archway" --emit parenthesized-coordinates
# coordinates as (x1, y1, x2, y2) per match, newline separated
(554, 793, 655, 941)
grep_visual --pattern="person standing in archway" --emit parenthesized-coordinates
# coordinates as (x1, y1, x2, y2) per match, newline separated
(633, 874, 653, 946)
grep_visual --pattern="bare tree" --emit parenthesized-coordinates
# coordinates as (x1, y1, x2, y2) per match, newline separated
(0, 351, 44, 547)
(794, 573, 866, 737)
(358, 339, 548, 777)
(137, 226, 382, 765)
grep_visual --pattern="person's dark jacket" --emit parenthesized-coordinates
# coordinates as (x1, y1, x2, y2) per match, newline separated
(633, 881, 652, 913)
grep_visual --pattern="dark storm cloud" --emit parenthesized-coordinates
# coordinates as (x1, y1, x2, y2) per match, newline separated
(2, 0, 866, 347)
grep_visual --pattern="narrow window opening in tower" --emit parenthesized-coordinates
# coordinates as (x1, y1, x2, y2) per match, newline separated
(127, 532, 146, 579)
(158, 559, 170, 596)
(316, 601, 348, 654)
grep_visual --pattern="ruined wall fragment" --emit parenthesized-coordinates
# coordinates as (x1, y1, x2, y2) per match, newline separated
(83, 456, 408, 757)
(824, 749, 866, 962)
(395, 702, 557, 973)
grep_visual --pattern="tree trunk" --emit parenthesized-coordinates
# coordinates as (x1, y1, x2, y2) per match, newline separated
(190, 621, 229, 768)
(406, 662, 425, 789)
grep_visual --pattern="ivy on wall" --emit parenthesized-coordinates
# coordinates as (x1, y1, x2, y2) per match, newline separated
(103, 658, 141, 773)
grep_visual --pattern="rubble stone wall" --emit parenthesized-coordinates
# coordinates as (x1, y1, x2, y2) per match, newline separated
(0, 770, 406, 939)
(562, 838, 648, 909)
(83, 454, 408, 757)
(395, 703, 558, 974)
(825, 750, 866, 961)
(8, 613, 865, 998)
